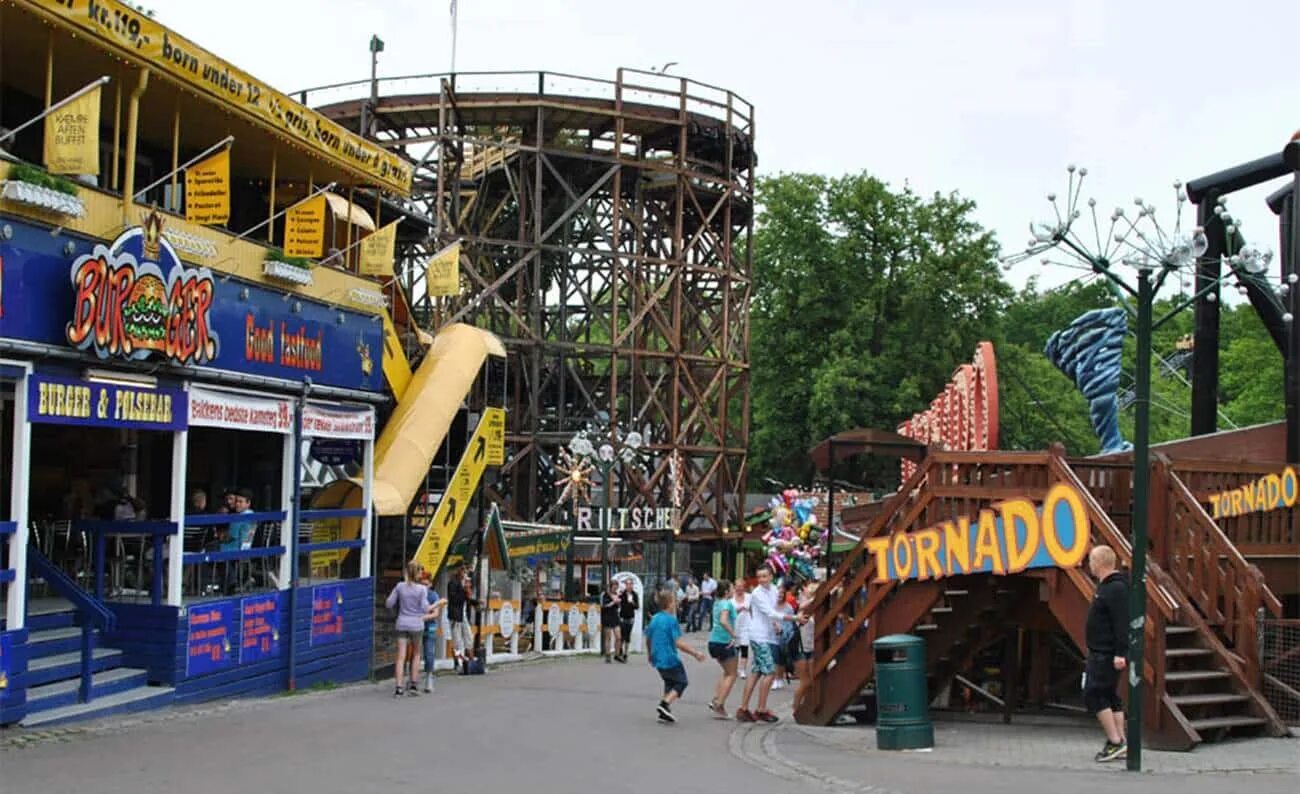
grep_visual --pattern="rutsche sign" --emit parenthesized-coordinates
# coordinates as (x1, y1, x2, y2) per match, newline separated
(1205, 466, 1299, 519)
(863, 483, 1090, 583)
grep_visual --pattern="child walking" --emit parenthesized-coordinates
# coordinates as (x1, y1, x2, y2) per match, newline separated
(646, 586, 705, 723)
(733, 581, 751, 679)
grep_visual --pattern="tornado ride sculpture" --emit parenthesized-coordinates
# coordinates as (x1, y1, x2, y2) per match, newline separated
(302, 70, 754, 533)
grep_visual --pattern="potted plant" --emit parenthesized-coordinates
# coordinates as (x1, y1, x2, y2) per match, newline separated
(1, 161, 86, 217)
(262, 246, 316, 286)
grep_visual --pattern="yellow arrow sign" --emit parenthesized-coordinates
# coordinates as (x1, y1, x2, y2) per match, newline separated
(413, 407, 506, 577)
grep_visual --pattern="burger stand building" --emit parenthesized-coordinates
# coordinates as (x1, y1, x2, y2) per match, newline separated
(0, 0, 413, 725)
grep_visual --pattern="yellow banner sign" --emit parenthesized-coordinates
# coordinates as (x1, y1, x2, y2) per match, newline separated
(413, 407, 506, 577)
(427, 242, 461, 296)
(185, 148, 230, 224)
(358, 220, 398, 277)
(284, 195, 326, 259)
(485, 408, 506, 466)
(43, 84, 101, 175)
(23, 0, 411, 195)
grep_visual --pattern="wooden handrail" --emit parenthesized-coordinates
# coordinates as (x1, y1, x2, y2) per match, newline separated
(1047, 454, 1180, 619)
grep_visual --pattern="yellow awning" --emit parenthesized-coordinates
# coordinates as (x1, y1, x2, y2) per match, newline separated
(323, 192, 376, 231)
(372, 323, 506, 516)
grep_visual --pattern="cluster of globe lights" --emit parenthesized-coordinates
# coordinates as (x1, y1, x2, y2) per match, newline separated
(1004, 164, 1295, 325)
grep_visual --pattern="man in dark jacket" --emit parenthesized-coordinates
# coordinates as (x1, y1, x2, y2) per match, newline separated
(1085, 545, 1129, 763)
(616, 580, 639, 663)
(446, 564, 477, 673)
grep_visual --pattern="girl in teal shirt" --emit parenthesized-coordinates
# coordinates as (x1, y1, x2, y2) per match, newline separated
(706, 580, 739, 718)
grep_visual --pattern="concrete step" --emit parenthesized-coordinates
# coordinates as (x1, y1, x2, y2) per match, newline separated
(914, 623, 939, 632)
(1165, 648, 1213, 659)
(25, 667, 149, 713)
(1171, 692, 1249, 707)
(1164, 670, 1231, 683)
(1189, 715, 1269, 732)
(27, 627, 87, 659)
(944, 590, 969, 597)
(1165, 625, 1196, 636)
(20, 685, 174, 728)
(25, 647, 123, 687)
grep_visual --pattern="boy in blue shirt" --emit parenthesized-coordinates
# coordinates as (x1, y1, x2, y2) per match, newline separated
(646, 586, 705, 723)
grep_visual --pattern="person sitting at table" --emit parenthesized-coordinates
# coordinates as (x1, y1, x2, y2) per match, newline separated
(217, 489, 256, 594)
(189, 488, 209, 515)
(218, 489, 255, 551)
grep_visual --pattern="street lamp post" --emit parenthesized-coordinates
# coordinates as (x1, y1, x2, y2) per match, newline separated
(559, 426, 643, 656)
(1006, 166, 1292, 772)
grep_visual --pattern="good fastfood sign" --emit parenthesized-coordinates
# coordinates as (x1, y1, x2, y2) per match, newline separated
(863, 483, 1091, 583)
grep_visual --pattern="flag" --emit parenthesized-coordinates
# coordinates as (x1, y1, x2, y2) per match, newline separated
(426, 241, 461, 296)
(358, 220, 399, 277)
(43, 85, 102, 175)
(184, 147, 231, 225)
(285, 194, 327, 258)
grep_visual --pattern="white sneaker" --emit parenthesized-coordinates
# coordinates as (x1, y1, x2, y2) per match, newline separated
(772, 680, 785, 690)
(739, 670, 747, 679)
(423, 673, 434, 693)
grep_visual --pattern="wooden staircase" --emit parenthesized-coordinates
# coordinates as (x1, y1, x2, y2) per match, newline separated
(797, 449, 1289, 750)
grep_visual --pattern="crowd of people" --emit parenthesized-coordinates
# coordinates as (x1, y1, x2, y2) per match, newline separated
(385, 561, 480, 697)
(646, 563, 819, 725)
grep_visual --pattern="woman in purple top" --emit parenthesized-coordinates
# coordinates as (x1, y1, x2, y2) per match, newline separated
(386, 561, 432, 697)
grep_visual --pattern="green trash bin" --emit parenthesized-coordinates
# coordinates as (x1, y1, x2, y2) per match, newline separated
(873, 634, 934, 750)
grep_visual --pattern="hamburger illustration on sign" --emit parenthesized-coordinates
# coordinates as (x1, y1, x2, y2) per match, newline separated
(66, 212, 220, 365)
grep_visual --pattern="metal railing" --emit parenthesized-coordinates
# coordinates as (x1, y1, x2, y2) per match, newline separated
(298, 509, 366, 584)
(1260, 616, 1300, 725)
(181, 512, 287, 601)
(296, 69, 754, 136)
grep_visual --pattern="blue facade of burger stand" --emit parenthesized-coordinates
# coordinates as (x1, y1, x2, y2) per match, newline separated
(0, 212, 383, 726)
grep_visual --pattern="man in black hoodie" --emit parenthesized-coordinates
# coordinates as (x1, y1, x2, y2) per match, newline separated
(446, 564, 477, 673)
(1084, 545, 1129, 763)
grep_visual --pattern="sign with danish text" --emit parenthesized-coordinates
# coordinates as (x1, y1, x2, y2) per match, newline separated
(186, 600, 235, 677)
(189, 386, 292, 434)
(302, 403, 375, 440)
(240, 593, 282, 664)
(29, 374, 187, 431)
(310, 584, 345, 646)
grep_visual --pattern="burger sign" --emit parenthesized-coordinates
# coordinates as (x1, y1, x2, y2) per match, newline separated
(66, 212, 219, 365)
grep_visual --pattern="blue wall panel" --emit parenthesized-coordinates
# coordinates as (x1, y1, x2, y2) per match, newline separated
(0, 628, 29, 726)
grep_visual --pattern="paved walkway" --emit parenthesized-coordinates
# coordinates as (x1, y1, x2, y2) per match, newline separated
(1, 639, 1296, 793)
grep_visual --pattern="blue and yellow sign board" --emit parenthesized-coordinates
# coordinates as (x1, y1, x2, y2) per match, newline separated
(864, 484, 1090, 583)
(29, 374, 186, 431)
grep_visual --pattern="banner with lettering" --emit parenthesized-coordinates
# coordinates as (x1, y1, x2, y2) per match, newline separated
(29, 374, 187, 431)
(285, 195, 327, 259)
(43, 84, 101, 175)
(358, 221, 398, 277)
(185, 147, 230, 225)
(188, 386, 292, 434)
(0, 215, 385, 393)
(23, 0, 411, 195)
(186, 599, 235, 677)
(302, 402, 375, 440)
(426, 242, 461, 296)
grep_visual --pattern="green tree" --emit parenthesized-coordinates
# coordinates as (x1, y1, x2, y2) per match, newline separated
(750, 172, 1009, 485)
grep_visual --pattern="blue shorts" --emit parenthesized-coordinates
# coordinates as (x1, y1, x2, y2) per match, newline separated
(657, 663, 688, 697)
(750, 641, 778, 675)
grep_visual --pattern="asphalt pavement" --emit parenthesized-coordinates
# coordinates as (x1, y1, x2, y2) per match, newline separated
(0, 636, 1295, 794)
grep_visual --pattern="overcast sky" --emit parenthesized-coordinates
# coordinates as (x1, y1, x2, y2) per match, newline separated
(161, 0, 1298, 293)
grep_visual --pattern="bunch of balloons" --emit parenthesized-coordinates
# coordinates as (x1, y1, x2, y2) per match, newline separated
(762, 489, 829, 583)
